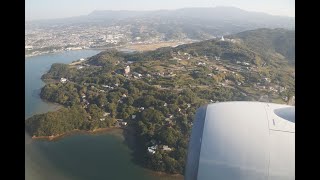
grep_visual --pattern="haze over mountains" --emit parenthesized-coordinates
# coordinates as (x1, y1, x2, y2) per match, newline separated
(27, 6, 294, 35)
(25, 6, 295, 59)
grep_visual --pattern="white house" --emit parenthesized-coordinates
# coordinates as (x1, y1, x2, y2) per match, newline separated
(60, 78, 67, 83)
(79, 58, 85, 61)
(124, 66, 130, 75)
(197, 62, 206, 66)
(162, 145, 173, 151)
(103, 112, 110, 117)
(264, 78, 271, 83)
(100, 118, 105, 121)
(132, 115, 136, 119)
(148, 145, 158, 154)
(121, 122, 127, 126)
(148, 147, 156, 154)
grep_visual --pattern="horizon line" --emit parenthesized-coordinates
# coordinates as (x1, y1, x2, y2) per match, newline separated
(26, 6, 295, 22)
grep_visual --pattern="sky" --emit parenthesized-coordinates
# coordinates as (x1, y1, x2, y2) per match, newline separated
(26, 0, 295, 21)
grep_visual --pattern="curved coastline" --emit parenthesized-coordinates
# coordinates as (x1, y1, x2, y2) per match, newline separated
(25, 50, 184, 179)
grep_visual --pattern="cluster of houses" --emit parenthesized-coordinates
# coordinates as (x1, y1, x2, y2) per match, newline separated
(101, 84, 115, 90)
(172, 51, 191, 61)
(115, 65, 146, 79)
(138, 107, 145, 112)
(197, 62, 206, 66)
(254, 81, 288, 95)
(99, 112, 111, 121)
(132, 72, 143, 79)
(122, 68, 176, 80)
(147, 140, 173, 154)
(218, 36, 239, 43)
(115, 119, 128, 127)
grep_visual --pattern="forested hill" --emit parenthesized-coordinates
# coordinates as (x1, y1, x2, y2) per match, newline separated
(82, 28, 295, 69)
(228, 28, 295, 64)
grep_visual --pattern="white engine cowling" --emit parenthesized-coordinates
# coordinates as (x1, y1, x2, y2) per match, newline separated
(185, 101, 295, 180)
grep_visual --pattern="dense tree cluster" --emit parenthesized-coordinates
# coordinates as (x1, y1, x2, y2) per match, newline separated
(25, 105, 114, 136)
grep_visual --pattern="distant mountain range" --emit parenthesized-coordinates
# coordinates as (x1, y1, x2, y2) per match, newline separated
(27, 7, 294, 37)
(91, 7, 293, 24)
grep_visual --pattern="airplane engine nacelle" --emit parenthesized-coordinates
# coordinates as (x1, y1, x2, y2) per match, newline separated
(185, 101, 295, 180)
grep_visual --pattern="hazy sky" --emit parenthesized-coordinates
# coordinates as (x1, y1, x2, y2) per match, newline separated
(26, 0, 295, 21)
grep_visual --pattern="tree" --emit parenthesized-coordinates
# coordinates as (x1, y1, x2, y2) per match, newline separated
(95, 94, 107, 107)
(159, 127, 180, 146)
(106, 102, 117, 118)
(148, 152, 165, 172)
(87, 104, 104, 120)
(164, 155, 179, 173)
(141, 109, 164, 124)
(126, 96, 134, 106)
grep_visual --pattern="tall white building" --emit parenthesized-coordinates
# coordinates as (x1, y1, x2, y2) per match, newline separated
(124, 66, 130, 75)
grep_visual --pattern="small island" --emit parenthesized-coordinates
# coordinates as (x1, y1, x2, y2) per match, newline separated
(25, 28, 295, 175)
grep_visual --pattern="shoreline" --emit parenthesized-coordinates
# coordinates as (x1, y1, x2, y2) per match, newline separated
(30, 126, 183, 178)
(25, 40, 195, 58)
(26, 48, 184, 178)
(25, 46, 130, 58)
(31, 126, 121, 141)
(145, 169, 184, 178)
(25, 48, 105, 58)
